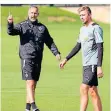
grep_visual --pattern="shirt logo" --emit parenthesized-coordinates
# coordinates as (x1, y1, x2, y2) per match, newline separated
(84, 36, 88, 41)
(80, 36, 88, 42)
(38, 26, 45, 33)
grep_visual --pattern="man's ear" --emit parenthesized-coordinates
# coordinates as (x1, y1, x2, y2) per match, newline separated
(88, 13, 92, 18)
(90, 13, 92, 18)
(88, 13, 90, 16)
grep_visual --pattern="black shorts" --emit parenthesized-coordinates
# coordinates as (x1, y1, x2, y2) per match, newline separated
(82, 65, 98, 86)
(21, 58, 41, 81)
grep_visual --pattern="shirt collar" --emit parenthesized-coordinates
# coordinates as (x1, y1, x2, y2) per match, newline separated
(27, 18, 38, 25)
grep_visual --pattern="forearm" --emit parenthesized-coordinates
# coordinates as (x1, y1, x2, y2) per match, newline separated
(7, 22, 20, 35)
(7, 22, 14, 35)
(66, 42, 81, 61)
(49, 42, 60, 56)
(97, 43, 103, 67)
(45, 35, 60, 56)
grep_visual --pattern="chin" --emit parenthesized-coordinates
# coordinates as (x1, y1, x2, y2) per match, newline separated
(83, 21, 87, 24)
(31, 19, 36, 22)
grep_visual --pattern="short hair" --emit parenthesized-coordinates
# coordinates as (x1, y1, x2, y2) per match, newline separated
(29, 5, 38, 11)
(78, 5, 91, 14)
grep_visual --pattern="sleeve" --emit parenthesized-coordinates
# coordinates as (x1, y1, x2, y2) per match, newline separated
(44, 27, 60, 56)
(7, 22, 21, 36)
(94, 26, 103, 43)
(97, 43, 103, 67)
(66, 42, 81, 61)
(94, 26, 104, 67)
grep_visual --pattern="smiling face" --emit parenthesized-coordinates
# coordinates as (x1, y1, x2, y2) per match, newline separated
(28, 6, 39, 22)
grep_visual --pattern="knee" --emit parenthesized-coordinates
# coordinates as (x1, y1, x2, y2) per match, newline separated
(89, 87, 98, 98)
(27, 80, 35, 88)
(80, 84, 89, 95)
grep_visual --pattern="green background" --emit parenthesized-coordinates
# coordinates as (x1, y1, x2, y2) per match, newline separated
(1, 5, 110, 111)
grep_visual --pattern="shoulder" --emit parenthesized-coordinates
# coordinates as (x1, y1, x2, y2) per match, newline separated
(80, 25, 85, 32)
(38, 22, 49, 32)
(38, 22, 47, 28)
(19, 20, 28, 25)
(92, 23, 103, 32)
(16, 20, 28, 26)
(80, 26, 84, 30)
(36, 22, 47, 32)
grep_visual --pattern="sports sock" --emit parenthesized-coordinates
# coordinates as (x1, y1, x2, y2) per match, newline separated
(26, 103, 31, 110)
(31, 102, 37, 110)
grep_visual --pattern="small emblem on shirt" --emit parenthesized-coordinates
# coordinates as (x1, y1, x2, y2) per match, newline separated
(84, 36, 88, 41)
(38, 26, 45, 32)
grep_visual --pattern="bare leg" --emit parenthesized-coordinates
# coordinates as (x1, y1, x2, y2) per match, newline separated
(89, 86, 102, 111)
(80, 83, 90, 111)
(33, 81, 37, 102)
(26, 80, 37, 103)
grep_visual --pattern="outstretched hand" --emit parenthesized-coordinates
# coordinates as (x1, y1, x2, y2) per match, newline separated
(59, 58, 67, 69)
(7, 12, 13, 23)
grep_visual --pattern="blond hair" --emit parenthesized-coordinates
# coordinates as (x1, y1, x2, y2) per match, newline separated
(78, 5, 91, 14)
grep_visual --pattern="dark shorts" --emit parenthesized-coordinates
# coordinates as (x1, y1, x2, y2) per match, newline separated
(21, 58, 41, 81)
(82, 65, 98, 86)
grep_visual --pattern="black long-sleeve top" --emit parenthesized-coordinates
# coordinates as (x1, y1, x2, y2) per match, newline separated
(7, 19, 60, 62)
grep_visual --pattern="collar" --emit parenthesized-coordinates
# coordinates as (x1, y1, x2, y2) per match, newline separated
(27, 18, 38, 25)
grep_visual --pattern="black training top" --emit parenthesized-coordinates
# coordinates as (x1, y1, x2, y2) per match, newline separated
(7, 19, 60, 62)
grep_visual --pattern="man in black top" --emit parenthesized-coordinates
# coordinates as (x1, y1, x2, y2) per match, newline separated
(7, 5, 61, 111)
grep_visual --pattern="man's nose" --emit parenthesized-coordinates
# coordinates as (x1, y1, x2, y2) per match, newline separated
(32, 13, 35, 16)
(80, 17, 83, 20)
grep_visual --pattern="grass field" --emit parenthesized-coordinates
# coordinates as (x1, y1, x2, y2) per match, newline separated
(1, 5, 110, 111)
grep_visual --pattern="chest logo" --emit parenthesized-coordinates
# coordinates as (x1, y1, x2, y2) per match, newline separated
(38, 26, 45, 32)
(84, 36, 88, 41)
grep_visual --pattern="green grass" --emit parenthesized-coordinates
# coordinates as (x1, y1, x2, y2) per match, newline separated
(1, 5, 110, 111)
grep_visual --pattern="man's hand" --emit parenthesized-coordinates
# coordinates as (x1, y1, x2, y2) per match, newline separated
(56, 54, 61, 61)
(7, 13, 13, 23)
(59, 58, 67, 69)
(97, 67, 103, 78)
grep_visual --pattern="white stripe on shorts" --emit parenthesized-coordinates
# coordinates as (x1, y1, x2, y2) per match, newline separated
(92, 65, 94, 73)
(23, 59, 25, 68)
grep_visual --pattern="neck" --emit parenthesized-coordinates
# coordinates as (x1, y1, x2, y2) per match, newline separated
(84, 19, 93, 27)
(28, 18, 38, 25)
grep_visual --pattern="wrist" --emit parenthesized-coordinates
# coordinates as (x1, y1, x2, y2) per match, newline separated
(97, 66, 102, 68)
(65, 58, 68, 63)
(97, 66, 102, 69)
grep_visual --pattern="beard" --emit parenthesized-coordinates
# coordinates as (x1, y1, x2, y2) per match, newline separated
(29, 17, 37, 21)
